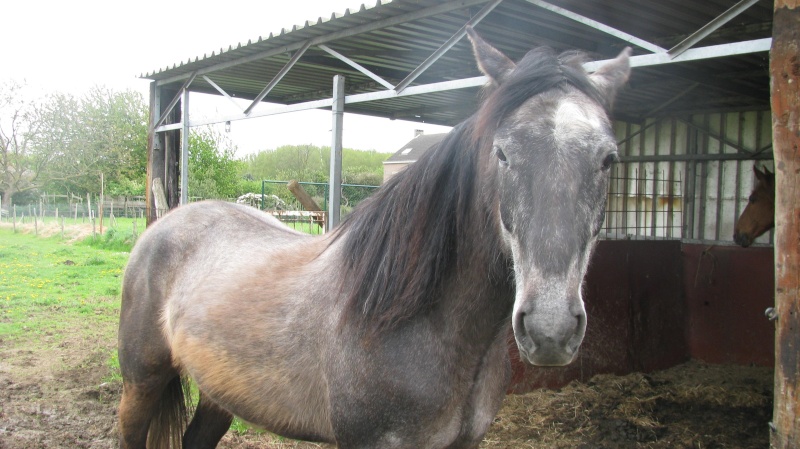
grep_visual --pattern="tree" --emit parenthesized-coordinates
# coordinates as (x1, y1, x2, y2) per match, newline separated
(75, 87, 148, 196)
(240, 145, 389, 186)
(188, 127, 243, 199)
(40, 86, 148, 196)
(0, 83, 148, 205)
(0, 81, 67, 206)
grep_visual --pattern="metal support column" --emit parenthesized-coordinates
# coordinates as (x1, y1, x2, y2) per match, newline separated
(180, 88, 190, 205)
(328, 75, 345, 230)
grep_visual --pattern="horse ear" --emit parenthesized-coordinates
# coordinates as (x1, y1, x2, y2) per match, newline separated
(467, 27, 516, 85)
(589, 47, 632, 107)
(753, 165, 766, 181)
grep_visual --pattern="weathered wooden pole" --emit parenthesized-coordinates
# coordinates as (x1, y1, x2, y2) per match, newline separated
(287, 180, 325, 231)
(287, 180, 323, 212)
(770, 1, 800, 447)
(146, 82, 162, 226)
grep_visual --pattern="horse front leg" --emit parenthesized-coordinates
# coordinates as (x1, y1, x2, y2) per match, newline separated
(446, 328, 512, 449)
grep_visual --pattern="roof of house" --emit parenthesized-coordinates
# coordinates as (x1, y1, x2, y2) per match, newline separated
(384, 133, 448, 164)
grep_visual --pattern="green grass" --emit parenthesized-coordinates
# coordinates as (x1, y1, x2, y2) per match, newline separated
(0, 228, 128, 341)
(0, 221, 317, 442)
(77, 216, 145, 252)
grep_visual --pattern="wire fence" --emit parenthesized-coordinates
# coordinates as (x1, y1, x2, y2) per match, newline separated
(256, 180, 379, 232)
(0, 198, 146, 223)
(0, 197, 147, 240)
(602, 170, 683, 240)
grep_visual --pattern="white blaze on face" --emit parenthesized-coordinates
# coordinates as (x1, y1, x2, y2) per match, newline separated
(553, 98, 606, 150)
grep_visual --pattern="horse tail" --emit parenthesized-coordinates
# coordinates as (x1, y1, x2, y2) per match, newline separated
(147, 376, 192, 448)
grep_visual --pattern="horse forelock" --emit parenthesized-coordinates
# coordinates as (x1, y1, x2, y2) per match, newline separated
(333, 119, 502, 336)
(471, 47, 607, 152)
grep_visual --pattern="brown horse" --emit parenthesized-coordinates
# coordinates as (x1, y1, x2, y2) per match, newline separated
(118, 29, 630, 449)
(733, 165, 775, 247)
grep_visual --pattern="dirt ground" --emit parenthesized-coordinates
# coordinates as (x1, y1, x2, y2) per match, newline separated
(0, 328, 773, 449)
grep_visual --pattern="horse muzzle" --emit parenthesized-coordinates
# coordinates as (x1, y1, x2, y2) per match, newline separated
(733, 231, 752, 248)
(512, 299, 586, 366)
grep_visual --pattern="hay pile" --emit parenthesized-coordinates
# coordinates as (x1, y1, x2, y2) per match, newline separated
(482, 360, 773, 448)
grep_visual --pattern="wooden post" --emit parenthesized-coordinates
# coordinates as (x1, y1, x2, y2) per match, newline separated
(146, 82, 162, 226)
(770, 1, 800, 447)
(152, 178, 169, 219)
(287, 180, 323, 212)
(99, 172, 104, 235)
(287, 180, 325, 231)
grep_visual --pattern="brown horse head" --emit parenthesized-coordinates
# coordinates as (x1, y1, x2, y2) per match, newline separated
(733, 165, 774, 247)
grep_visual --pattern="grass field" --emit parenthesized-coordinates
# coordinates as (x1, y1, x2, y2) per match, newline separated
(0, 228, 128, 341)
(0, 218, 316, 446)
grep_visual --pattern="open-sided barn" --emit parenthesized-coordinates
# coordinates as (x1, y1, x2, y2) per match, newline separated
(139, 0, 798, 446)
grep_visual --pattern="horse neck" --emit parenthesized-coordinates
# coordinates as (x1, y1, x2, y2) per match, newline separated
(333, 121, 513, 337)
(432, 166, 515, 341)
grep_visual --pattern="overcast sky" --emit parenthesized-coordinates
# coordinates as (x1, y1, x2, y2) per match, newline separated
(2, 0, 451, 155)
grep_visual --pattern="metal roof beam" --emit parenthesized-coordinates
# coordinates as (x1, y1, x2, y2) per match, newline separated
(394, 0, 503, 94)
(318, 44, 395, 90)
(152, 0, 494, 87)
(523, 0, 667, 54)
(202, 75, 244, 112)
(244, 40, 311, 116)
(176, 39, 771, 131)
(583, 38, 771, 71)
(154, 71, 197, 130)
(668, 0, 761, 59)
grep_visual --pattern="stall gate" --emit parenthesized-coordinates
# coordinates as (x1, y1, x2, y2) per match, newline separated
(604, 110, 773, 245)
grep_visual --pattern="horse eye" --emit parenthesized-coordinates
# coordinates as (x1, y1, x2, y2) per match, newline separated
(601, 153, 618, 171)
(494, 146, 509, 166)
(749, 195, 756, 203)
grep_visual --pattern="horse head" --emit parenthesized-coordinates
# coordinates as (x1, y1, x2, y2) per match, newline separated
(468, 29, 630, 366)
(734, 165, 775, 247)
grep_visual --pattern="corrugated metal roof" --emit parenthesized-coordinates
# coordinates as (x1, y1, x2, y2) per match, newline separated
(142, 0, 772, 126)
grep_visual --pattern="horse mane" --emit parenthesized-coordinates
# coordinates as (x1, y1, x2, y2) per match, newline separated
(334, 46, 606, 336)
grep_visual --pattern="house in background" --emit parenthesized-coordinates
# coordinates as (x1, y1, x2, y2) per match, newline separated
(382, 131, 447, 183)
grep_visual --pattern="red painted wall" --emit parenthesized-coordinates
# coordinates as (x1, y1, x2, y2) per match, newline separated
(682, 243, 775, 366)
(509, 240, 775, 393)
